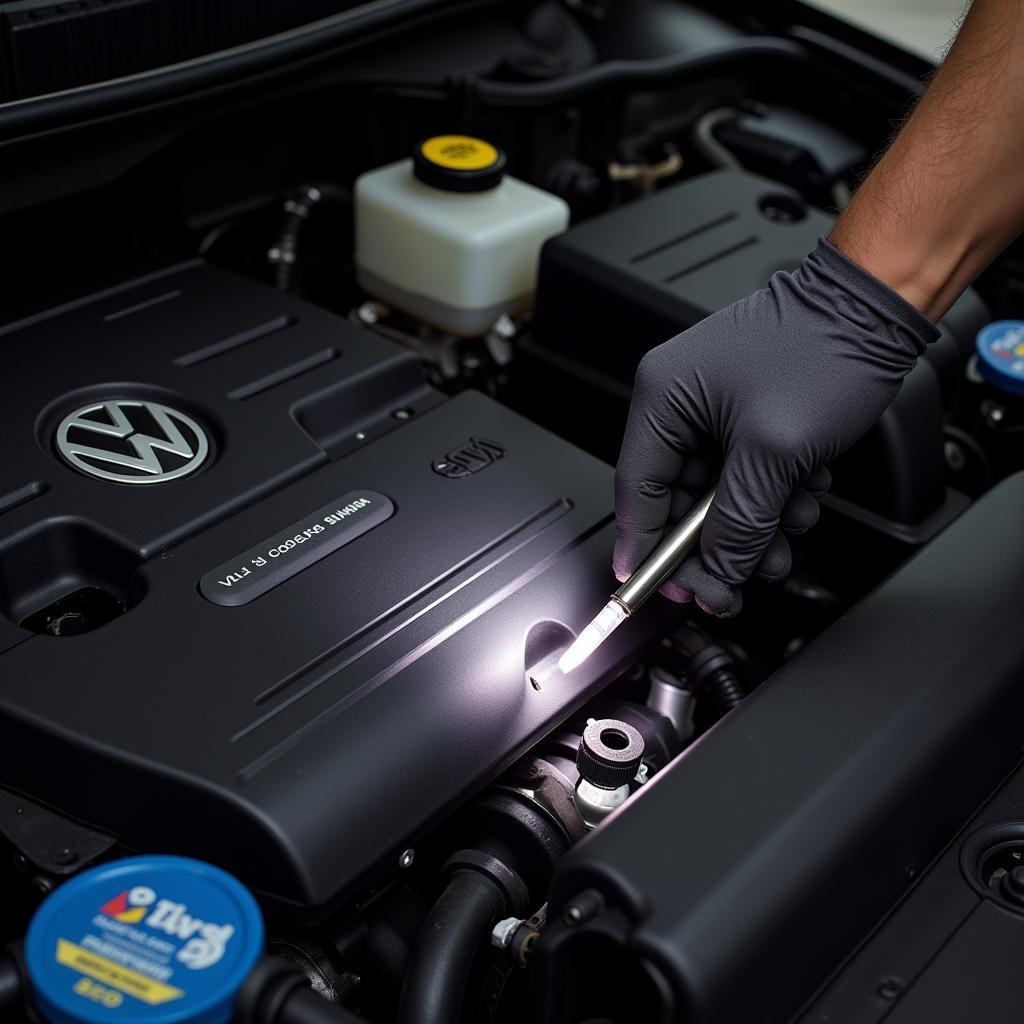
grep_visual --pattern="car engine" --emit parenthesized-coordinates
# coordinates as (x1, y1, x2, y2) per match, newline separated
(2, 2, 1024, 1023)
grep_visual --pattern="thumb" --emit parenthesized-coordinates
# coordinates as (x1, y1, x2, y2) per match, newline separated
(701, 444, 799, 589)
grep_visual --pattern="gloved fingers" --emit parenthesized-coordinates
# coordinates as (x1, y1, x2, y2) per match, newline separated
(675, 448, 718, 494)
(700, 445, 800, 588)
(661, 462, 817, 606)
(803, 464, 832, 497)
(665, 448, 719, 538)
(614, 391, 700, 582)
(657, 451, 802, 610)
(661, 530, 790, 613)
(662, 555, 742, 617)
(778, 465, 831, 535)
(752, 530, 792, 582)
(613, 456, 679, 582)
(669, 486, 698, 524)
(673, 461, 824, 540)
(779, 488, 821, 535)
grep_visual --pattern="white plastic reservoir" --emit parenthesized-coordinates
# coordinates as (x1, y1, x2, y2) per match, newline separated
(355, 135, 569, 337)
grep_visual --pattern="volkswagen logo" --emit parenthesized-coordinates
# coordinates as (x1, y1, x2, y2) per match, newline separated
(55, 399, 210, 484)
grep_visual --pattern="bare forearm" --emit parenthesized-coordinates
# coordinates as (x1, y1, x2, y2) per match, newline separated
(829, 0, 1024, 321)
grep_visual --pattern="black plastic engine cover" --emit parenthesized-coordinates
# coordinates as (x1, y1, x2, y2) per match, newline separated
(0, 258, 436, 642)
(0, 264, 672, 909)
(531, 168, 830, 388)
(798, 756, 1024, 1024)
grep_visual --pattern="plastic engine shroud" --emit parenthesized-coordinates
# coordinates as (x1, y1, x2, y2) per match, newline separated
(0, 261, 673, 909)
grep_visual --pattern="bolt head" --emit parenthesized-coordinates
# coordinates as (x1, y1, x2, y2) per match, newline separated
(491, 315, 516, 340)
(944, 440, 966, 473)
(490, 917, 520, 950)
(399, 849, 415, 870)
(877, 976, 904, 1001)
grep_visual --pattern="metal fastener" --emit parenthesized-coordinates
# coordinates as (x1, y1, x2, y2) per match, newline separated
(877, 976, 904, 1001)
(491, 917, 521, 950)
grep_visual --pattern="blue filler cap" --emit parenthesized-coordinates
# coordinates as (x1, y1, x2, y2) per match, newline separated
(976, 320, 1024, 397)
(26, 856, 263, 1024)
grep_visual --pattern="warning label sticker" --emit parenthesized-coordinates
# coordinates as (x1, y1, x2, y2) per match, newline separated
(56, 940, 184, 1006)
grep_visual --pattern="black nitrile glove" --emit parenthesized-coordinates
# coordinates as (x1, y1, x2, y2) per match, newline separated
(613, 238, 939, 617)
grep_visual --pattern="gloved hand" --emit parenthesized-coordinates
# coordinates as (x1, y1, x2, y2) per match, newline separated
(613, 238, 939, 616)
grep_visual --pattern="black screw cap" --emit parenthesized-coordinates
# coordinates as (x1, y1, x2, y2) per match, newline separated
(413, 135, 507, 193)
(576, 719, 644, 790)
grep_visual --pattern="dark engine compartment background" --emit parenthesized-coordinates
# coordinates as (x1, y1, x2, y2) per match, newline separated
(2, 2, 1024, 1023)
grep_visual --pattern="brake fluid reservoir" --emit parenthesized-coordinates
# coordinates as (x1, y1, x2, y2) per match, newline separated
(355, 135, 569, 336)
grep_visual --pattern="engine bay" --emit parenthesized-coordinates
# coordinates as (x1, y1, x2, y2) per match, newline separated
(3, 2, 1024, 1022)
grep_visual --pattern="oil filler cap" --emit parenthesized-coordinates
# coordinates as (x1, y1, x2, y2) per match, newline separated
(413, 134, 506, 192)
(976, 320, 1024, 396)
(25, 855, 263, 1024)
(577, 719, 645, 790)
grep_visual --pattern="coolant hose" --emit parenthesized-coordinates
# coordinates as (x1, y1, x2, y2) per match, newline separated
(397, 869, 506, 1024)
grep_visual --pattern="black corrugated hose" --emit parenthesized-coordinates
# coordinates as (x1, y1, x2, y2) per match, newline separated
(267, 184, 348, 292)
(672, 623, 745, 714)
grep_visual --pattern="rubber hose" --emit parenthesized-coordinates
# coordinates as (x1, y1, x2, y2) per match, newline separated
(673, 625, 745, 714)
(700, 663, 745, 712)
(269, 186, 322, 292)
(234, 956, 368, 1024)
(397, 870, 505, 1024)
(278, 986, 368, 1024)
(0, 954, 21, 1020)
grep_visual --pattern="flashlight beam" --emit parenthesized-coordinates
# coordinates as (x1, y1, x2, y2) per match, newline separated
(557, 599, 630, 674)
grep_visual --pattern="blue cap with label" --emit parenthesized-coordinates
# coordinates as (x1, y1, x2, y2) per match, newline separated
(976, 320, 1024, 397)
(25, 855, 264, 1024)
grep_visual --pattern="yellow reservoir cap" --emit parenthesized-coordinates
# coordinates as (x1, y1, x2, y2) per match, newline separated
(420, 135, 499, 170)
(413, 135, 507, 192)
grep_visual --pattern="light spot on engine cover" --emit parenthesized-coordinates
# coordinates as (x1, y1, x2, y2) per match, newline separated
(524, 619, 576, 691)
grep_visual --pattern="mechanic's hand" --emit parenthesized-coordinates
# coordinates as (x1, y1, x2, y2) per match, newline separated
(614, 238, 939, 616)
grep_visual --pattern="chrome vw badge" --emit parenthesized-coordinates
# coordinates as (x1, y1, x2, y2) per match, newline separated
(55, 399, 209, 484)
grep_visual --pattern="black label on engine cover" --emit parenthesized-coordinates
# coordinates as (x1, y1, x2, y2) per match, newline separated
(199, 491, 395, 606)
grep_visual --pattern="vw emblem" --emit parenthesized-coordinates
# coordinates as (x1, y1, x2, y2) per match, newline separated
(55, 399, 210, 484)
